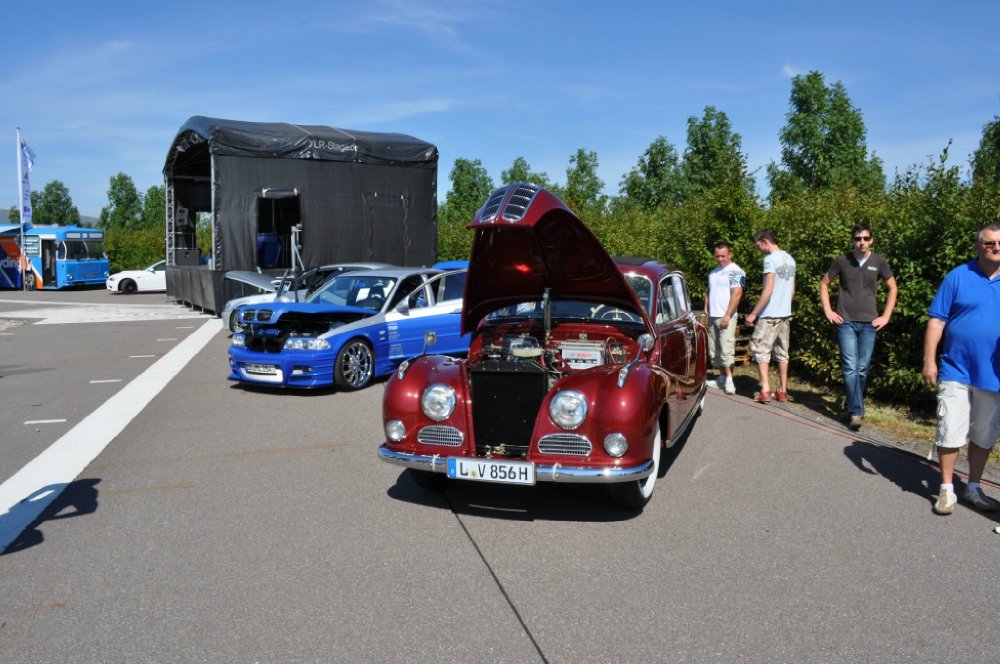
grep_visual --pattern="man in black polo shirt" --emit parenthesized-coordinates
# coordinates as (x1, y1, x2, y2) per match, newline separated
(820, 223, 898, 431)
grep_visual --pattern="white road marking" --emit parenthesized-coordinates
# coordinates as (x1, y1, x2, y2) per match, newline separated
(90, 379, 123, 384)
(0, 302, 209, 325)
(0, 318, 224, 552)
(24, 419, 68, 425)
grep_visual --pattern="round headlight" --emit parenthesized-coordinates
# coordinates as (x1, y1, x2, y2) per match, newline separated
(603, 433, 628, 457)
(549, 390, 588, 430)
(421, 384, 457, 422)
(385, 419, 406, 442)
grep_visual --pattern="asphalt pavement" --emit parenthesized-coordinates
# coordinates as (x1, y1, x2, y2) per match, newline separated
(0, 288, 998, 663)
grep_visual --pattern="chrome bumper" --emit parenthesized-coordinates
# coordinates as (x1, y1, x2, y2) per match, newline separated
(377, 444, 654, 484)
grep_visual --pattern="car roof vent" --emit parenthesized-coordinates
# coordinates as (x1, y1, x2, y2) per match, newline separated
(479, 182, 541, 223)
(479, 188, 507, 223)
(501, 183, 541, 222)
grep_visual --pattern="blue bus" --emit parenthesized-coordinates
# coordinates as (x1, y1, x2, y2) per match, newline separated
(0, 224, 109, 290)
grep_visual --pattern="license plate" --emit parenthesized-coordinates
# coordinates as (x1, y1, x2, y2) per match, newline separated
(244, 363, 277, 375)
(447, 458, 536, 485)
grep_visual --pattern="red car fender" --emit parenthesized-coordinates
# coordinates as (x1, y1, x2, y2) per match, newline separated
(382, 355, 470, 446)
(535, 363, 670, 464)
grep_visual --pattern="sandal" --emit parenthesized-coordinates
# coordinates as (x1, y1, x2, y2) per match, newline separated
(754, 392, 771, 403)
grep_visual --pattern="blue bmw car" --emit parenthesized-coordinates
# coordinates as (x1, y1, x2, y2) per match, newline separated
(228, 266, 469, 390)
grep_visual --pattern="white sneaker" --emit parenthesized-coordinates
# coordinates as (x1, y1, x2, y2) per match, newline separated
(724, 379, 736, 394)
(933, 489, 957, 515)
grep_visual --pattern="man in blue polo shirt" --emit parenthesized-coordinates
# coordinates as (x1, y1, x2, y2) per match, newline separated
(923, 221, 1000, 515)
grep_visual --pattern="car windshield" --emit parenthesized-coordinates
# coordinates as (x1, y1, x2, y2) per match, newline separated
(306, 274, 397, 311)
(624, 274, 653, 316)
(485, 299, 644, 324)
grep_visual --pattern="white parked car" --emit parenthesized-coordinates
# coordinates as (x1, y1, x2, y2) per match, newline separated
(106, 260, 167, 294)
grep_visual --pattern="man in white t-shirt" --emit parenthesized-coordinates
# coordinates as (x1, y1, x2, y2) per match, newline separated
(746, 229, 796, 404)
(704, 242, 745, 394)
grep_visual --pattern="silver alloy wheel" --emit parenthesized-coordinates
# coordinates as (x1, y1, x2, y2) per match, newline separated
(229, 310, 244, 333)
(335, 339, 374, 390)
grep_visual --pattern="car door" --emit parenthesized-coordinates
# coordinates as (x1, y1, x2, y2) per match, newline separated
(423, 270, 469, 354)
(384, 273, 435, 359)
(655, 274, 699, 432)
(385, 271, 468, 359)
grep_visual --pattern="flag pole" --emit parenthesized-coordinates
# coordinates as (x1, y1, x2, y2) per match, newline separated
(16, 127, 24, 291)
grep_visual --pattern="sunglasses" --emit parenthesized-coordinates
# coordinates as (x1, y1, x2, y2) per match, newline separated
(853, 236, 872, 242)
(982, 240, 1000, 248)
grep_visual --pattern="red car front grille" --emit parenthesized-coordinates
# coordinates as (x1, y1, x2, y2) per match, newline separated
(469, 360, 547, 458)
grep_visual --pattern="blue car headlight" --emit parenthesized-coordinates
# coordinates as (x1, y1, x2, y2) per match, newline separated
(284, 337, 330, 351)
(549, 390, 588, 430)
(421, 384, 457, 422)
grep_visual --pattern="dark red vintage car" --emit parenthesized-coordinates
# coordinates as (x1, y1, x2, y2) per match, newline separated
(377, 183, 707, 509)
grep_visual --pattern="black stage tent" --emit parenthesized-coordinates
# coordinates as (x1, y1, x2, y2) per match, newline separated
(162, 116, 438, 313)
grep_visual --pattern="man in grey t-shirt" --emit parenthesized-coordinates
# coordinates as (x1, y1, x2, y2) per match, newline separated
(746, 229, 796, 403)
(819, 222, 897, 431)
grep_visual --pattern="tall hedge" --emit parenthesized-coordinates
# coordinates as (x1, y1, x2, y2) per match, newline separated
(440, 158, 1000, 413)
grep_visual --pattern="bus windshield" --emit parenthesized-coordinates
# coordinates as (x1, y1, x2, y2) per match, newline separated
(58, 240, 106, 260)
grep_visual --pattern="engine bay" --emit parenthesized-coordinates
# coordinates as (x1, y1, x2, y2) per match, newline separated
(474, 328, 634, 386)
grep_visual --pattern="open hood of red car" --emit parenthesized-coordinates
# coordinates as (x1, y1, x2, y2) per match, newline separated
(461, 184, 650, 334)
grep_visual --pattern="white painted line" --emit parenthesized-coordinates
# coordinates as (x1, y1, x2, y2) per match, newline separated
(0, 318, 223, 552)
(129, 354, 156, 358)
(156, 338, 178, 342)
(24, 419, 68, 425)
(175, 326, 195, 329)
(90, 379, 123, 384)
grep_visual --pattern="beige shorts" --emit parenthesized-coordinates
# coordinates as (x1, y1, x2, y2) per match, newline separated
(935, 381, 1000, 449)
(751, 317, 790, 364)
(707, 316, 738, 368)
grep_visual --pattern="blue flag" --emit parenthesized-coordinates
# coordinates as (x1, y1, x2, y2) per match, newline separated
(18, 129, 37, 229)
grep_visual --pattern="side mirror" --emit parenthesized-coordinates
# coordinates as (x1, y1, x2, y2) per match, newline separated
(638, 333, 654, 354)
(419, 330, 437, 356)
(395, 300, 410, 315)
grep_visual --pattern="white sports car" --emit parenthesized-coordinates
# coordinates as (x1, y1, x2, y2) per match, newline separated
(106, 260, 167, 294)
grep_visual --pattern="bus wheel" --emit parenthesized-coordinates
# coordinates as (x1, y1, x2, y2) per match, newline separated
(24, 273, 36, 290)
(121, 279, 137, 294)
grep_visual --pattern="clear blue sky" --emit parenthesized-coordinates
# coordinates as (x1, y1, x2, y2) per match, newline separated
(2, 0, 998, 218)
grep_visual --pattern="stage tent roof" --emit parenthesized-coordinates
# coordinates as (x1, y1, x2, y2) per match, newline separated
(163, 116, 438, 173)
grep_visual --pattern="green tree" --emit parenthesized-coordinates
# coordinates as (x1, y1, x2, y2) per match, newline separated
(8, 206, 16, 222)
(615, 136, 683, 211)
(564, 148, 606, 219)
(99, 172, 143, 230)
(31, 180, 80, 225)
(767, 71, 885, 201)
(437, 158, 494, 260)
(971, 114, 1000, 186)
(141, 185, 166, 229)
(500, 156, 552, 188)
(682, 106, 755, 199)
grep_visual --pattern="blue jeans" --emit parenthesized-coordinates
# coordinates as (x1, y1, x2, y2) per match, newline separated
(837, 321, 877, 417)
